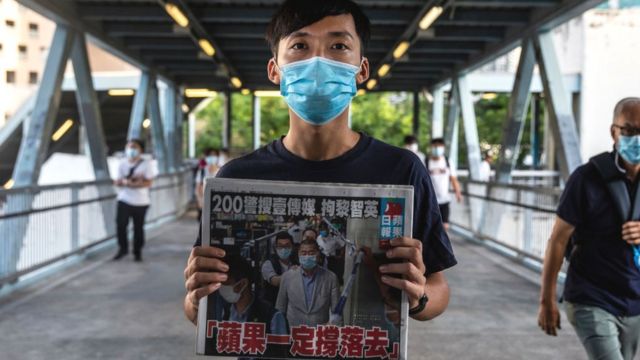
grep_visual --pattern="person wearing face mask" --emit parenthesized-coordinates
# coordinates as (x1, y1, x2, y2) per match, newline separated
(538, 98, 640, 360)
(195, 148, 220, 221)
(427, 138, 463, 231)
(275, 239, 339, 329)
(113, 139, 154, 262)
(404, 135, 426, 165)
(261, 232, 298, 307)
(185, 0, 456, 327)
(220, 254, 287, 336)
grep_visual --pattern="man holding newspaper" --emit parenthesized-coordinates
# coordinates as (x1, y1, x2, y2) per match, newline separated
(184, 0, 456, 329)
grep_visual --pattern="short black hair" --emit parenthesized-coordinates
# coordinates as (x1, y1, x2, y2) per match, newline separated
(265, 0, 371, 57)
(404, 135, 418, 145)
(299, 239, 320, 251)
(128, 138, 145, 152)
(431, 138, 445, 146)
(302, 228, 318, 237)
(275, 231, 294, 244)
(226, 254, 253, 284)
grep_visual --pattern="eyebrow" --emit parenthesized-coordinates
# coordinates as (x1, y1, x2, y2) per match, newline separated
(328, 31, 354, 40)
(288, 31, 310, 40)
(287, 31, 354, 40)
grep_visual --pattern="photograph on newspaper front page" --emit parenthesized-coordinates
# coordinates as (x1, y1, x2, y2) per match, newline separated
(197, 178, 413, 360)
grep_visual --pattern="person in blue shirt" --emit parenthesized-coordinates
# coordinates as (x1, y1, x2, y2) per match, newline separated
(538, 97, 640, 360)
(183, 0, 456, 327)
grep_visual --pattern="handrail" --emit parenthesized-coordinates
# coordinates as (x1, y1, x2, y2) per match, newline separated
(0, 169, 193, 288)
(0, 171, 185, 194)
(449, 178, 561, 264)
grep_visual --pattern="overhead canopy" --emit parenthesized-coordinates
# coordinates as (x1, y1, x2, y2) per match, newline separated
(20, 0, 602, 92)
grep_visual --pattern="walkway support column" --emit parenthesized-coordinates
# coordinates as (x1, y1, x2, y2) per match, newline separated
(456, 74, 482, 180)
(128, 73, 150, 140)
(71, 32, 111, 182)
(3, 25, 74, 279)
(70, 31, 115, 237)
(495, 39, 536, 183)
(432, 86, 444, 139)
(445, 80, 460, 171)
(163, 82, 178, 172)
(147, 75, 170, 174)
(13, 25, 74, 186)
(534, 31, 582, 180)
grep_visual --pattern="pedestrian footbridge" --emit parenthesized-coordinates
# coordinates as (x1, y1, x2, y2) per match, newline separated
(0, 0, 620, 359)
(0, 214, 584, 360)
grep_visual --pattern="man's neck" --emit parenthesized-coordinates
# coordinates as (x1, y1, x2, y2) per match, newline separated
(282, 108, 360, 161)
(303, 266, 318, 277)
(235, 292, 253, 314)
(623, 162, 640, 182)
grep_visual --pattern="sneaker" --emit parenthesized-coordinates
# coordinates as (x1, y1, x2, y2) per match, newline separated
(134, 254, 142, 262)
(113, 252, 127, 261)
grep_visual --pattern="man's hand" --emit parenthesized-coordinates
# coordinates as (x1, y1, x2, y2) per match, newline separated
(622, 221, 640, 245)
(378, 237, 427, 309)
(538, 300, 561, 336)
(455, 192, 463, 203)
(183, 246, 229, 324)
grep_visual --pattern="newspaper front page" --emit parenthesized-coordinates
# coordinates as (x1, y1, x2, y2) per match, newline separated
(197, 178, 413, 359)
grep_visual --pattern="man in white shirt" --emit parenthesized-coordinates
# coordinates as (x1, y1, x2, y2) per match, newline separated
(404, 135, 426, 165)
(113, 139, 154, 262)
(427, 138, 462, 231)
(478, 152, 492, 182)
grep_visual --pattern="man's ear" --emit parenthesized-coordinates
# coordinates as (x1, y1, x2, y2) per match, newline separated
(268, 57, 281, 85)
(356, 57, 370, 85)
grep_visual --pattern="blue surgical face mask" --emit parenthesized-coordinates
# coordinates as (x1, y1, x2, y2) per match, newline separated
(299, 254, 317, 270)
(206, 155, 218, 165)
(276, 248, 291, 260)
(618, 135, 640, 165)
(432, 146, 445, 157)
(125, 147, 139, 159)
(278, 56, 361, 126)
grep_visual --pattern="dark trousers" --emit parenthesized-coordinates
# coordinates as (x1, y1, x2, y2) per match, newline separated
(116, 201, 149, 255)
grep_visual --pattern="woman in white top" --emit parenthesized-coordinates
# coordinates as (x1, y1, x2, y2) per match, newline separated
(113, 139, 154, 262)
(195, 148, 220, 220)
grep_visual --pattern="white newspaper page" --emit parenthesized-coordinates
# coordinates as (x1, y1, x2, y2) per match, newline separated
(197, 178, 413, 360)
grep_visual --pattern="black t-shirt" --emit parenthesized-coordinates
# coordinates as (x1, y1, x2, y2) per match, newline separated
(195, 133, 457, 275)
(558, 151, 640, 316)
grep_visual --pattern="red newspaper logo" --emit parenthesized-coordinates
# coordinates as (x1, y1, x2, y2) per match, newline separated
(364, 327, 389, 359)
(315, 325, 340, 357)
(242, 322, 267, 355)
(216, 321, 242, 354)
(290, 325, 316, 357)
(339, 326, 365, 358)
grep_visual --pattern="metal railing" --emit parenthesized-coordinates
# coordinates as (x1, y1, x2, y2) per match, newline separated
(0, 169, 193, 287)
(450, 179, 562, 263)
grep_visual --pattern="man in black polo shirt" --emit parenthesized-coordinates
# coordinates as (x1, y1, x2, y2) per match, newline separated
(183, 0, 456, 327)
(538, 97, 640, 360)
